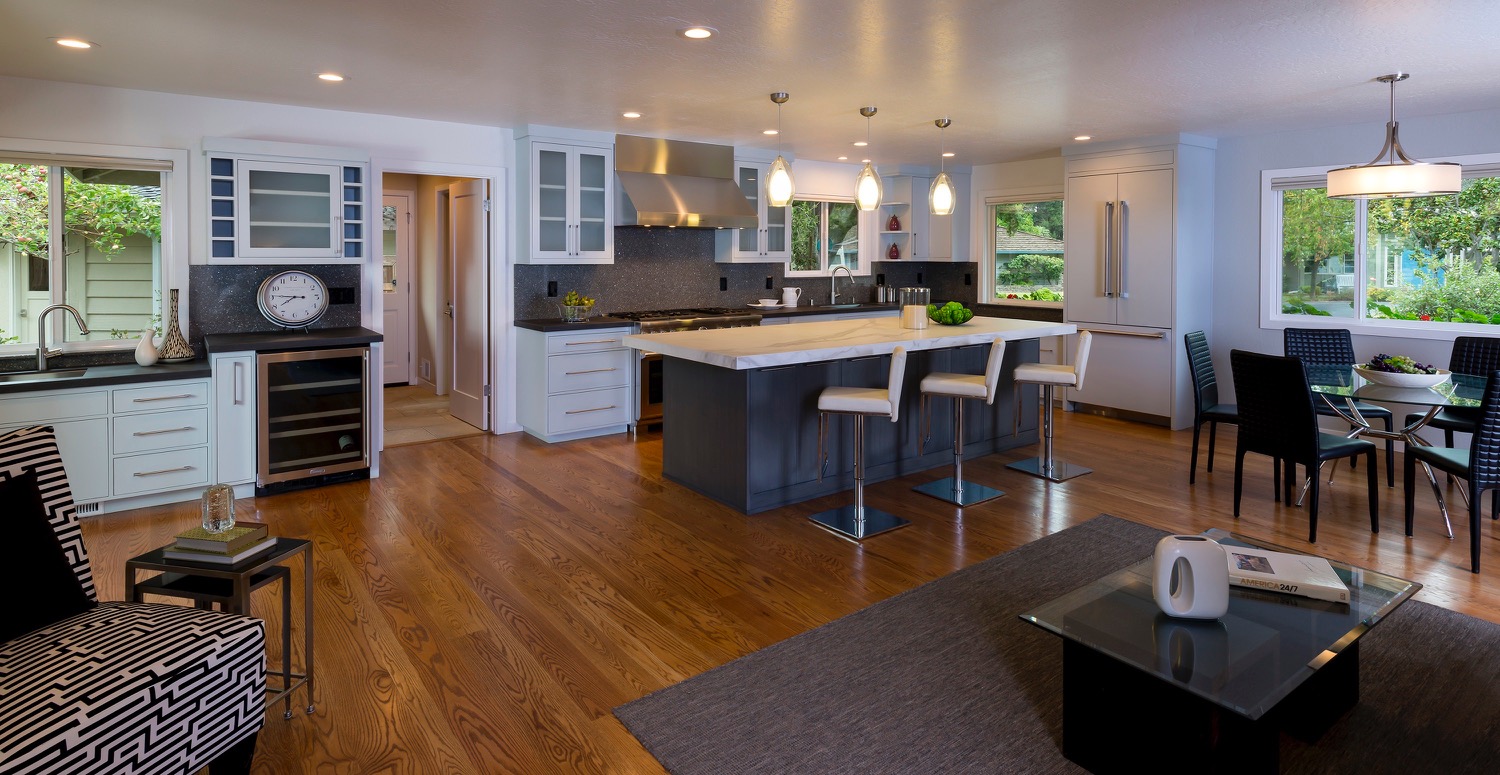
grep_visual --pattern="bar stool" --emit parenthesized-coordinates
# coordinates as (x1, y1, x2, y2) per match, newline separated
(913, 338, 1007, 506)
(1007, 331, 1093, 482)
(812, 346, 910, 541)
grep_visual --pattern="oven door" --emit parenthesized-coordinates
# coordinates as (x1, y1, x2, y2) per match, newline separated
(638, 350, 664, 426)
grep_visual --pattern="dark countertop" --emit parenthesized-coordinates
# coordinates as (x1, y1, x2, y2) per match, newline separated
(204, 326, 383, 354)
(515, 317, 636, 332)
(0, 362, 213, 396)
(759, 303, 900, 318)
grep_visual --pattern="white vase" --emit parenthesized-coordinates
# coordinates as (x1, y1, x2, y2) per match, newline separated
(135, 328, 159, 366)
(1152, 535, 1230, 619)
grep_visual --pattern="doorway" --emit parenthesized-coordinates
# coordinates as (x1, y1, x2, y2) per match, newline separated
(380, 171, 490, 446)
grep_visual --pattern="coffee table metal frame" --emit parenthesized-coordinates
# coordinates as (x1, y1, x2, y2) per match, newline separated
(125, 537, 314, 720)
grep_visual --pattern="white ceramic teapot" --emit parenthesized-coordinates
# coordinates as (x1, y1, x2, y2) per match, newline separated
(781, 287, 802, 307)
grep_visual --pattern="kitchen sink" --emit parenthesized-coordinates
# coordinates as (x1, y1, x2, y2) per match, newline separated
(819, 303, 866, 309)
(0, 369, 87, 383)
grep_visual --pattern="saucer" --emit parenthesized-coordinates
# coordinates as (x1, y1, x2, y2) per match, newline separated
(748, 302, 784, 309)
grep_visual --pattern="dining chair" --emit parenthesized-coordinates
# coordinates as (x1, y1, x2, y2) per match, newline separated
(1230, 350, 1379, 543)
(1283, 327, 1395, 486)
(1403, 336, 1500, 447)
(1184, 331, 1238, 484)
(1403, 369, 1500, 574)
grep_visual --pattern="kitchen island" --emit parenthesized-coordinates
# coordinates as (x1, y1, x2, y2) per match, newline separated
(622, 316, 1076, 514)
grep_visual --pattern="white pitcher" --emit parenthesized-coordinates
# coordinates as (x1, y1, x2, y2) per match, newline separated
(781, 287, 802, 307)
(135, 327, 159, 367)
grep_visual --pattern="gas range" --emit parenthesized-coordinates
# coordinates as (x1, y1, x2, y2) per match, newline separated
(611, 307, 762, 333)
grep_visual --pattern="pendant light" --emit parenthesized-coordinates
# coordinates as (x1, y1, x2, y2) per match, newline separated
(765, 92, 795, 208)
(854, 106, 883, 211)
(1326, 73, 1461, 199)
(929, 118, 956, 215)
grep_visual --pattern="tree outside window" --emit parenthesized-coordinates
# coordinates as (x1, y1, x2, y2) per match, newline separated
(790, 199, 860, 274)
(991, 200, 1063, 302)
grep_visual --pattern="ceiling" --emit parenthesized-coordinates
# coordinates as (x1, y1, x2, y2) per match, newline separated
(5, 0, 1500, 167)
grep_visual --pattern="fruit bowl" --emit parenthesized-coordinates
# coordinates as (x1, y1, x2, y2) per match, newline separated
(1354, 366, 1451, 388)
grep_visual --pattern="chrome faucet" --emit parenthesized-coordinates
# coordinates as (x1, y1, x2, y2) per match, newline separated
(830, 265, 854, 305)
(37, 304, 90, 371)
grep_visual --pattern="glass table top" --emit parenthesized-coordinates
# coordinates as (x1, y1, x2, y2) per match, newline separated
(1020, 529, 1420, 720)
(1305, 363, 1486, 408)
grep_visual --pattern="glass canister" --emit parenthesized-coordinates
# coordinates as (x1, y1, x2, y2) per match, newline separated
(201, 483, 236, 534)
(899, 287, 930, 329)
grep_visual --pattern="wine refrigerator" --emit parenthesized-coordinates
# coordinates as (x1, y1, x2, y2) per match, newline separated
(256, 346, 370, 494)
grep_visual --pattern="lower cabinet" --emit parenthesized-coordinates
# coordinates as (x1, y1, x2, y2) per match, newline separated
(517, 327, 633, 442)
(212, 352, 257, 485)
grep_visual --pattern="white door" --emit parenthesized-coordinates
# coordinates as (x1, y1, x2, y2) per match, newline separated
(1115, 168, 1175, 330)
(449, 178, 489, 430)
(1063, 173, 1121, 325)
(381, 193, 413, 385)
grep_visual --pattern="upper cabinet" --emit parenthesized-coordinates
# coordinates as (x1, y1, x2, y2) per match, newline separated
(717, 159, 790, 263)
(878, 175, 956, 262)
(205, 138, 368, 263)
(517, 134, 614, 264)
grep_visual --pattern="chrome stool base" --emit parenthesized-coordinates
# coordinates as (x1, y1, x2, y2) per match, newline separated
(913, 477, 1005, 506)
(1007, 456, 1092, 482)
(808, 505, 911, 542)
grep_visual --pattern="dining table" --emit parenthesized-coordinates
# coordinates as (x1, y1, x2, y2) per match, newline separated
(1305, 364, 1486, 538)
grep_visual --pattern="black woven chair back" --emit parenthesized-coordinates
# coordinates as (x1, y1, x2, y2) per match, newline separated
(1283, 328, 1355, 365)
(1185, 331, 1218, 413)
(1450, 336, 1500, 376)
(1468, 370, 1500, 491)
(1231, 350, 1319, 462)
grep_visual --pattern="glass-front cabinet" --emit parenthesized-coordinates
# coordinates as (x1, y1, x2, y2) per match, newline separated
(209, 155, 366, 261)
(721, 159, 791, 263)
(520, 140, 614, 264)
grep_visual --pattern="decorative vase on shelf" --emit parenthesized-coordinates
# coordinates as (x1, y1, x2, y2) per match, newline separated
(158, 289, 195, 362)
(134, 328, 159, 366)
(887, 214, 900, 232)
(887, 242, 900, 260)
(201, 483, 235, 534)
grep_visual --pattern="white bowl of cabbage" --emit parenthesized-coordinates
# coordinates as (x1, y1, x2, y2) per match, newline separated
(1354, 354, 1451, 388)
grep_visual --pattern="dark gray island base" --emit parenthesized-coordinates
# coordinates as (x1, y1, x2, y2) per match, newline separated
(662, 339, 1041, 514)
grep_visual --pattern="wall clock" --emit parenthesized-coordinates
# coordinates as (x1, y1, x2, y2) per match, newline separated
(256, 270, 329, 329)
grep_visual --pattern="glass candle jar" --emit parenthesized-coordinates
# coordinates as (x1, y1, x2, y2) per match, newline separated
(201, 483, 236, 534)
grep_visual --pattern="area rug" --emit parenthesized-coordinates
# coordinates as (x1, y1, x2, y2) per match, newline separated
(614, 514, 1500, 774)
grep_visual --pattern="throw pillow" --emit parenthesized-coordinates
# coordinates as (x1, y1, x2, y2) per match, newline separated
(0, 468, 96, 643)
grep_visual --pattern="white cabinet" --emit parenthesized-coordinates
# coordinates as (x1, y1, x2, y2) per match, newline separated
(717, 159, 791, 263)
(517, 327, 633, 442)
(207, 154, 367, 261)
(212, 353, 257, 486)
(517, 138, 614, 264)
(1061, 136, 1216, 429)
(878, 176, 955, 261)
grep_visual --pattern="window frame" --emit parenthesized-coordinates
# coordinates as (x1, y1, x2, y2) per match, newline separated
(984, 195, 1066, 307)
(1260, 152, 1500, 341)
(784, 195, 871, 278)
(0, 138, 187, 356)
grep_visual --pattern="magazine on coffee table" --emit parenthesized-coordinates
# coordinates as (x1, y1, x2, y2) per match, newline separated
(1225, 547, 1350, 604)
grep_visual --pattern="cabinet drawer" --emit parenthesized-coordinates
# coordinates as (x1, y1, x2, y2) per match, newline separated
(112, 408, 210, 455)
(548, 350, 631, 393)
(0, 390, 108, 424)
(112, 447, 210, 497)
(113, 381, 209, 413)
(547, 388, 630, 433)
(546, 330, 630, 355)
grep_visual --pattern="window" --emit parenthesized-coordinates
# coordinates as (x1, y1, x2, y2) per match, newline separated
(987, 199, 1064, 304)
(0, 142, 182, 350)
(1266, 158, 1500, 334)
(789, 199, 863, 275)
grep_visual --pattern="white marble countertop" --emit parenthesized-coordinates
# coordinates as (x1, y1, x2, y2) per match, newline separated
(622, 316, 1076, 370)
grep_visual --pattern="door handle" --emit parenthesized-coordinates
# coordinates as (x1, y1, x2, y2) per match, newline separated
(233, 360, 245, 405)
(1103, 201, 1115, 298)
(1117, 200, 1129, 299)
(445, 302, 454, 318)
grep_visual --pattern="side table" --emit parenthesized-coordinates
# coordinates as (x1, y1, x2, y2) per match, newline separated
(126, 537, 314, 720)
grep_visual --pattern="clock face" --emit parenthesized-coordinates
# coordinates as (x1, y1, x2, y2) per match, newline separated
(257, 270, 329, 328)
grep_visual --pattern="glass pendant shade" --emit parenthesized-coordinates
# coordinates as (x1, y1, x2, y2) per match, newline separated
(855, 162, 883, 211)
(929, 171, 956, 215)
(766, 154, 795, 208)
(1327, 73, 1462, 200)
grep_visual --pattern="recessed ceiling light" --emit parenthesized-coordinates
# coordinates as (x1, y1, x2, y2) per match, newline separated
(1073, 135, 1092, 141)
(942, 152, 956, 158)
(762, 129, 779, 135)
(622, 111, 642, 119)
(853, 141, 868, 147)
(317, 73, 346, 82)
(678, 26, 716, 40)
(52, 38, 96, 49)
(837, 156, 848, 161)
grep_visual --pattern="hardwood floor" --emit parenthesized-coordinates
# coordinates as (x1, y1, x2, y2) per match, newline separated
(383, 385, 486, 447)
(81, 411, 1500, 774)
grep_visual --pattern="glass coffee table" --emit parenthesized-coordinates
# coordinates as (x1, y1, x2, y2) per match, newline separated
(1021, 529, 1420, 773)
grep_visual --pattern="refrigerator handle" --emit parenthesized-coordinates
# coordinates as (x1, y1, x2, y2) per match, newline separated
(1103, 201, 1115, 298)
(1117, 200, 1129, 299)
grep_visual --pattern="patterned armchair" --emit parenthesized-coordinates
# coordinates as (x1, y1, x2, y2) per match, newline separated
(0, 426, 266, 774)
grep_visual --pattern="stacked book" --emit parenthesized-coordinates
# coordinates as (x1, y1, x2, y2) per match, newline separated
(163, 522, 276, 565)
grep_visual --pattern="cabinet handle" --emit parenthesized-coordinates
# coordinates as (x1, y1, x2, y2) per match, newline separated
(564, 367, 618, 375)
(1103, 201, 1116, 298)
(133, 394, 195, 403)
(564, 339, 619, 346)
(1078, 328, 1165, 339)
(1117, 200, 1129, 299)
(334, 216, 343, 257)
(233, 361, 245, 405)
(134, 465, 195, 477)
(565, 405, 617, 415)
(133, 426, 195, 436)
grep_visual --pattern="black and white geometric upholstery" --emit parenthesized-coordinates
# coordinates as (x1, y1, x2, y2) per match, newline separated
(0, 426, 266, 774)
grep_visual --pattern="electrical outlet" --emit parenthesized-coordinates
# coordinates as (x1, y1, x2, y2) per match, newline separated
(546, 281, 558, 297)
(766, 276, 774, 290)
(876, 273, 886, 285)
(917, 272, 924, 284)
(329, 286, 356, 304)
(964, 273, 972, 286)
(720, 277, 728, 291)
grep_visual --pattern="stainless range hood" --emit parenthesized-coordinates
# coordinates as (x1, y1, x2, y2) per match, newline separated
(614, 134, 759, 229)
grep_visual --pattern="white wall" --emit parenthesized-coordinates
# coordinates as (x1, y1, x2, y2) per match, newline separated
(1211, 106, 1500, 402)
(968, 156, 1065, 266)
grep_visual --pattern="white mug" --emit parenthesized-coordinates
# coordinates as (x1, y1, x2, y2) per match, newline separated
(782, 287, 802, 306)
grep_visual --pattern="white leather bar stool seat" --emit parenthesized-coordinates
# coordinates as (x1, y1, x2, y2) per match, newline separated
(1008, 331, 1094, 482)
(914, 338, 1008, 506)
(811, 347, 910, 541)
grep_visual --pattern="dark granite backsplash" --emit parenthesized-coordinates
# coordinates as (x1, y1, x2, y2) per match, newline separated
(188, 265, 363, 343)
(513, 227, 979, 318)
